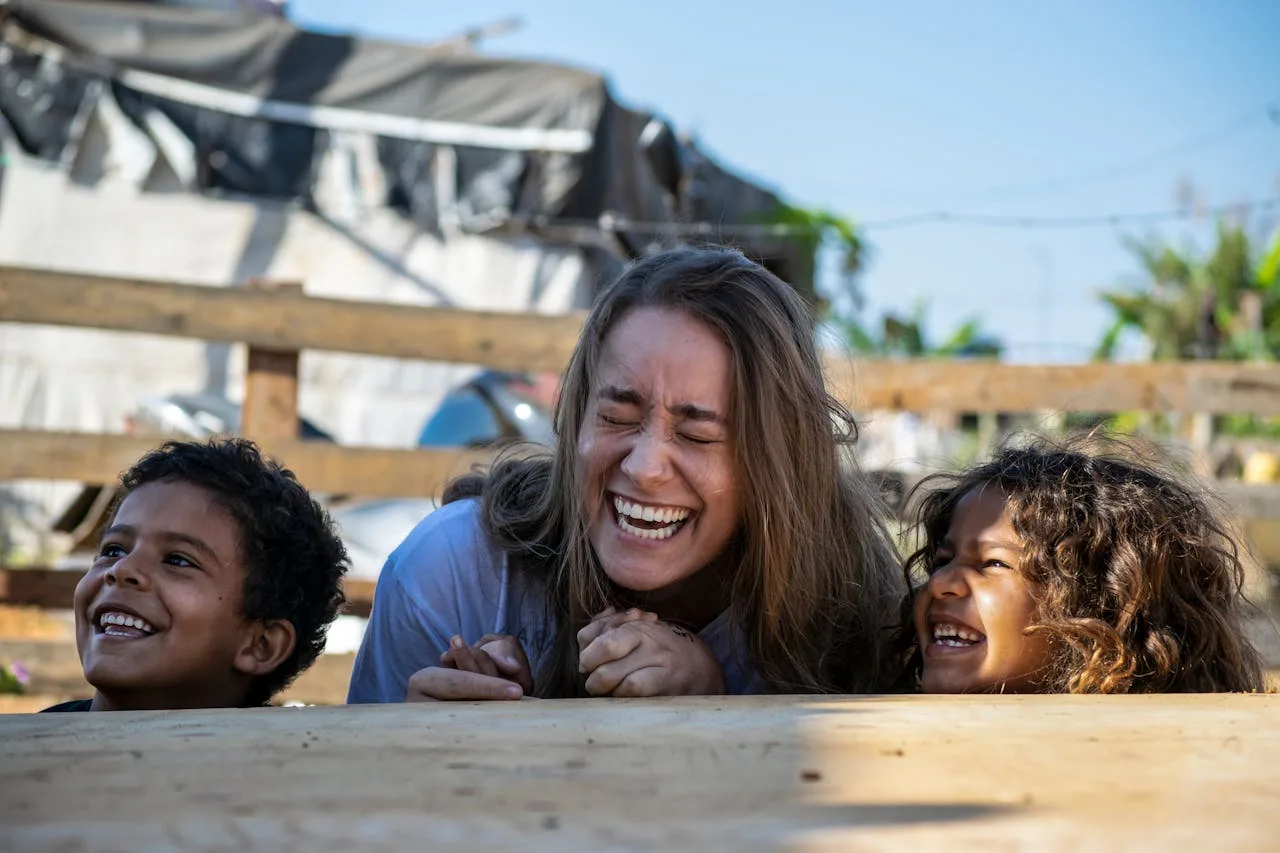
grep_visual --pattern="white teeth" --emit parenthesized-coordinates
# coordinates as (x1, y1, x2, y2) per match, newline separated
(99, 611, 156, 634)
(612, 496, 691, 524)
(932, 622, 983, 643)
(617, 514, 680, 541)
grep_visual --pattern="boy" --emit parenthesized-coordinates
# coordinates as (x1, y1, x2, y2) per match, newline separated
(43, 438, 349, 711)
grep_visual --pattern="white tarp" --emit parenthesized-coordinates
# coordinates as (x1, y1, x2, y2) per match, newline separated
(0, 110, 593, 561)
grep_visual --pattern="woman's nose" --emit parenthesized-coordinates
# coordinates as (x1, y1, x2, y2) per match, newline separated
(619, 429, 672, 488)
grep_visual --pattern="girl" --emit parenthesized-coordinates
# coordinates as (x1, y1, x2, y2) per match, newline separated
(902, 436, 1265, 694)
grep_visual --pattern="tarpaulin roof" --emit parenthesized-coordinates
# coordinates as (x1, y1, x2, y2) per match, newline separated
(1, 0, 807, 287)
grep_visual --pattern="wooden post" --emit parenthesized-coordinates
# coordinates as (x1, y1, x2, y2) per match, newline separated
(977, 411, 999, 460)
(1190, 411, 1215, 479)
(241, 280, 302, 444)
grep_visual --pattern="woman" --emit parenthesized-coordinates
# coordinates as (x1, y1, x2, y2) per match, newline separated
(347, 247, 903, 701)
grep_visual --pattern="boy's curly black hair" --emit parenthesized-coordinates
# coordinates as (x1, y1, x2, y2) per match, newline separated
(898, 433, 1266, 694)
(114, 438, 349, 706)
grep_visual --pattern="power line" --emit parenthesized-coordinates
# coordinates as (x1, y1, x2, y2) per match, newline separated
(929, 100, 1280, 204)
(519, 195, 1280, 240)
(828, 99, 1280, 205)
(859, 196, 1280, 232)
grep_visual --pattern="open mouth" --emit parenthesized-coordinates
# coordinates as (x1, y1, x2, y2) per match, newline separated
(95, 609, 158, 639)
(611, 494, 692, 542)
(929, 621, 985, 650)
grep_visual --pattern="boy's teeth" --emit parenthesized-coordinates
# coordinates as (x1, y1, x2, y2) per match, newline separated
(99, 611, 156, 634)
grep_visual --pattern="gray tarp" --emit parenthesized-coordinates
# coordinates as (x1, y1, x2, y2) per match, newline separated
(1, 0, 805, 289)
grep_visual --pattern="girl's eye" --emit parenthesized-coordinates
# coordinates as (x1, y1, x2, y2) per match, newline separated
(98, 543, 126, 559)
(928, 554, 953, 573)
(680, 433, 718, 445)
(164, 554, 197, 569)
(600, 413, 636, 427)
(982, 559, 1012, 571)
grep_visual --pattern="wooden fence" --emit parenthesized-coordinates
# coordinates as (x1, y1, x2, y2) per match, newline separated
(4, 263, 1280, 612)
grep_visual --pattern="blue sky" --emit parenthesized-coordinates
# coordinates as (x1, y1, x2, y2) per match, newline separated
(293, 1, 1280, 362)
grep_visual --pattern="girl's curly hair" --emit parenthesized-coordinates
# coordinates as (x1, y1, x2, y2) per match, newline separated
(899, 434, 1265, 694)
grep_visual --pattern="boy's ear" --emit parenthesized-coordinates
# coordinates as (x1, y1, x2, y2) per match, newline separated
(233, 619, 297, 679)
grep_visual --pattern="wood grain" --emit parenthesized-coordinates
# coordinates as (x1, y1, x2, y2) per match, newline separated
(241, 280, 304, 444)
(0, 264, 586, 372)
(2, 695, 1277, 851)
(6, 264, 1280, 413)
(0, 429, 494, 498)
(827, 358, 1280, 414)
(0, 571, 375, 617)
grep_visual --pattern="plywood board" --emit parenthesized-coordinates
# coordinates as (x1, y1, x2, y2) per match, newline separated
(2, 695, 1278, 851)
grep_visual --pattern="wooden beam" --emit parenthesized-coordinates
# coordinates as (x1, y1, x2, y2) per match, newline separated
(2, 695, 1279, 850)
(828, 359, 1280, 414)
(241, 280, 302, 444)
(0, 568, 81, 610)
(1218, 482, 1280, 521)
(0, 569, 376, 617)
(0, 264, 586, 372)
(8, 265, 1280, 413)
(0, 430, 495, 498)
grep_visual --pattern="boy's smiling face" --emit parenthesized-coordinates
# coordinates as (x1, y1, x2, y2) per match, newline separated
(74, 479, 291, 710)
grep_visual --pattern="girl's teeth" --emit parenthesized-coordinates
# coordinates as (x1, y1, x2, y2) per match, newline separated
(932, 622, 983, 643)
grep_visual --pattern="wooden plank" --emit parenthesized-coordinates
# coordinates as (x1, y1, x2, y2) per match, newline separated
(1218, 482, 1280, 521)
(0, 569, 80, 610)
(7, 265, 1280, 413)
(1, 695, 1278, 850)
(0, 570, 376, 617)
(0, 264, 586, 372)
(827, 358, 1280, 414)
(5, 428, 1277, 522)
(0, 429, 494, 498)
(241, 280, 303, 443)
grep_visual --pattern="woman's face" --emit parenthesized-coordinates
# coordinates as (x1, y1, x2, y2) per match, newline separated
(578, 307, 741, 593)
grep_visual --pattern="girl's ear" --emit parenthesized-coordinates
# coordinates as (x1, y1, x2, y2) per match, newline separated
(233, 619, 297, 679)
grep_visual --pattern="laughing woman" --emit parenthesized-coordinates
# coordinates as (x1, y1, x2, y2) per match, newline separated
(346, 247, 904, 701)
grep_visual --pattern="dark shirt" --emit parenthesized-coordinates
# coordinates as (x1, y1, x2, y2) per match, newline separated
(40, 699, 93, 712)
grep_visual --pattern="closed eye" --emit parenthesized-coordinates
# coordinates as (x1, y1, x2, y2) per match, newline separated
(680, 433, 719, 445)
(928, 553, 953, 573)
(599, 414, 637, 427)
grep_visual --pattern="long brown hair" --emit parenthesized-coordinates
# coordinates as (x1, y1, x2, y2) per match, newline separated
(446, 246, 903, 696)
(899, 434, 1266, 693)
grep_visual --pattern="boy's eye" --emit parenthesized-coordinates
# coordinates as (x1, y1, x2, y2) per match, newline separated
(982, 559, 1012, 571)
(98, 543, 126, 559)
(164, 553, 197, 569)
